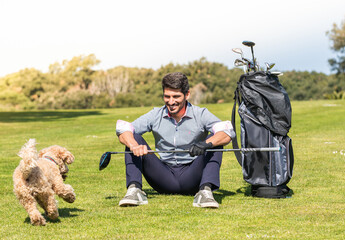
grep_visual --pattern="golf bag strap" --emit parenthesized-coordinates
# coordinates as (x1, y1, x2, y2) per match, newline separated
(231, 87, 242, 166)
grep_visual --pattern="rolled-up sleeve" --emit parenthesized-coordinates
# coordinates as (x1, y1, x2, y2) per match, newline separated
(116, 120, 134, 136)
(116, 108, 159, 137)
(212, 121, 236, 139)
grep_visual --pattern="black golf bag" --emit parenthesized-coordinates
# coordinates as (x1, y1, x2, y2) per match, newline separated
(231, 71, 294, 198)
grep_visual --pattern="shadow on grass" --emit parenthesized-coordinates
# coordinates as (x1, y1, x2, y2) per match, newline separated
(236, 185, 252, 196)
(236, 185, 295, 198)
(105, 196, 117, 200)
(24, 208, 85, 225)
(58, 207, 85, 218)
(0, 111, 103, 123)
(143, 188, 235, 204)
(214, 189, 235, 204)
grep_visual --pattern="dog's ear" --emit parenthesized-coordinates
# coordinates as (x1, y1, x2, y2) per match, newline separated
(38, 147, 48, 158)
(63, 151, 75, 164)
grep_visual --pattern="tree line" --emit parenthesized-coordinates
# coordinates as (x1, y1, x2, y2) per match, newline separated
(0, 54, 344, 110)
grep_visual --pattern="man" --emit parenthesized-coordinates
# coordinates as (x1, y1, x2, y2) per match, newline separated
(116, 72, 235, 208)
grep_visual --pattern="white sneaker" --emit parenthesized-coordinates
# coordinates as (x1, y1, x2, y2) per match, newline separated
(193, 189, 219, 208)
(119, 186, 148, 207)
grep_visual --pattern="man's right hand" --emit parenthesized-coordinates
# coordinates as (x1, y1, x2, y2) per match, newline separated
(130, 144, 148, 157)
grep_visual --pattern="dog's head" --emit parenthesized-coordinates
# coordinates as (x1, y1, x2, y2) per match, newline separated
(39, 145, 74, 180)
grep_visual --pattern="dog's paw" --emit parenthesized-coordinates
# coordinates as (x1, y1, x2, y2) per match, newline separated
(62, 184, 76, 203)
(31, 215, 46, 226)
(64, 192, 76, 203)
(46, 208, 59, 220)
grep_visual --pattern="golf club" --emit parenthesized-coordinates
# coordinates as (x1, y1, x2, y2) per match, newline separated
(234, 59, 247, 73)
(242, 41, 256, 72)
(271, 71, 283, 76)
(265, 62, 275, 72)
(232, 48, 244, 59)
(232, 48, 251, 73)
(99, 147, 281, 170)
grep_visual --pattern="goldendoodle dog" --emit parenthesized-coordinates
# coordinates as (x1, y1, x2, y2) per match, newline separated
(13, 139, 76, 226)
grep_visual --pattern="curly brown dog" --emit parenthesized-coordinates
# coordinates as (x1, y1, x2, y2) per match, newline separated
(13, 139, 76, 226)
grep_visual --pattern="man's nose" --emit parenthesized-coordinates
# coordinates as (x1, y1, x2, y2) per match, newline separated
(168, 97, 174, 105)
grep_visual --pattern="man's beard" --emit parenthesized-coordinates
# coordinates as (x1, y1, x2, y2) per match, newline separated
(167, 102, 185, 115)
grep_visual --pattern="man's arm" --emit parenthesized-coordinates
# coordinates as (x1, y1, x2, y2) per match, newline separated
(189, 119, 234, 157)
(118, 131, 148, 157)
(205, 131, 231, 147)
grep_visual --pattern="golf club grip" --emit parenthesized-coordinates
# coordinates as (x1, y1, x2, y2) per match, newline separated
(107, 147, 280, 154)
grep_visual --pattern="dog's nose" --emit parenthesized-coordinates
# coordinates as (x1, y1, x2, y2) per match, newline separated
(61, 164, 69, 174)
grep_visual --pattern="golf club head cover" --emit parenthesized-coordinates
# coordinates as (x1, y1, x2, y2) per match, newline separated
(189, 141, 213, 157)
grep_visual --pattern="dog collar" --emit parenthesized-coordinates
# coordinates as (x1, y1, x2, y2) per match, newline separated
(44, 156, 58, 165)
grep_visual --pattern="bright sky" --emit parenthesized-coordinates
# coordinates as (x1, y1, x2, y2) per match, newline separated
(0, 0, 344, 77)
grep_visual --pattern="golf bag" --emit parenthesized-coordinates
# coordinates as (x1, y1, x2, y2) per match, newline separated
(231, 71, 294, 198)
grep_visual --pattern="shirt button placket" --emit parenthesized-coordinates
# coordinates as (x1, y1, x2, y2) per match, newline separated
(174, 124, 178, 165)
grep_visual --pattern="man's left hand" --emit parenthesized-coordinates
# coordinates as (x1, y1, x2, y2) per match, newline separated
(189, 141, 213, 157)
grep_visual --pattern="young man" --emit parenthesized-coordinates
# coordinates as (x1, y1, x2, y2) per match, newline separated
(116, 72, 235, 208)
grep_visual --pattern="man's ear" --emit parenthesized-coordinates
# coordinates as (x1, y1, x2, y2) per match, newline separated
(185, 90, 191, 100)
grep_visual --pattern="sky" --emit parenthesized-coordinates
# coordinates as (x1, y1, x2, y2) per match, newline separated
(0, 0, 344, 77)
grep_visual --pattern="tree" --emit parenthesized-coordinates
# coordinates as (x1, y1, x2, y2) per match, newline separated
(327, 19, 345, 75)
(48, 54, 100, 91)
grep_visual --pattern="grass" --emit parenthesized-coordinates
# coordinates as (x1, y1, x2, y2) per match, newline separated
(1, 100, 345, 239)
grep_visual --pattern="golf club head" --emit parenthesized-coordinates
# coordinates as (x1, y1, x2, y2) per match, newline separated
(99, 152, 111, 170)
(242, 40, 255, 47)
(265, 62, 275, 71)
(265, 62, 270, 70)
(234, 59, 245, 67)
(232, 48, 243, 56)
(271, 71, 283, 76)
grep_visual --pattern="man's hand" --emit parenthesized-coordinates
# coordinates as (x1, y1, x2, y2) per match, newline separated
(130, 145, 148, 157)
(189, 141, 213, 157)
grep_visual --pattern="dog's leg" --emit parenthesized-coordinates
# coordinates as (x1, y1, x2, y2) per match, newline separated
(19, 193, 46, 226)
(36, 190, 59, 220)
(54, 183, 76, 203)
(45, 196, 59, 220)
(52, 176, 76, 203)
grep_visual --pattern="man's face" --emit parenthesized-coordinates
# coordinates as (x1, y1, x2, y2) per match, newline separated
(163, 87, 190, 116)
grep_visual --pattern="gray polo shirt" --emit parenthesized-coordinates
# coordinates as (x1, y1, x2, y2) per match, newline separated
(116, 102, 235, 165)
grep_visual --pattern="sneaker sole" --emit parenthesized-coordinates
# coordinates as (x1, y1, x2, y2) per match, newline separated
(119, 199, 148, 207)
(193, 202, 219, 208)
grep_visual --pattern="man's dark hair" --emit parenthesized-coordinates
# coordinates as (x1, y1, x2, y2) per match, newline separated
(162, 72, 189, 95)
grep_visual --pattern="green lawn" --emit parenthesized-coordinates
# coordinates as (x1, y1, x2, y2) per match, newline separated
(1, 100, 344, 239)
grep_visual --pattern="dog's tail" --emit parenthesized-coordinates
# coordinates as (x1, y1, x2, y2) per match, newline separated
(17, 139, 39, 179)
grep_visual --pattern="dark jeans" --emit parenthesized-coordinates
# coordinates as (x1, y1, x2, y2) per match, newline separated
(125, 134, 223, 195)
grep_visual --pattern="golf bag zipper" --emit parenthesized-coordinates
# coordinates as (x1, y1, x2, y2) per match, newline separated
(269, 131, 272, 186)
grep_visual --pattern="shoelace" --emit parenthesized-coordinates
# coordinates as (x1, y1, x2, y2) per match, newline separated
(201, 190, 214, 199)
(125, 187, 139, 197)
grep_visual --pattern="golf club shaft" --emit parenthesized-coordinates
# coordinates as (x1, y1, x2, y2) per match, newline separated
(106, 147, 280, 154)
(250, 46, 256, 71)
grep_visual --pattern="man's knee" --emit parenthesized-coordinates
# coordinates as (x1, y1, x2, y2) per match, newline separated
(133, 134, 147, 145)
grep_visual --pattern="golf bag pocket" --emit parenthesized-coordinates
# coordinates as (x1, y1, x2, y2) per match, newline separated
(239, 102, 293, 197)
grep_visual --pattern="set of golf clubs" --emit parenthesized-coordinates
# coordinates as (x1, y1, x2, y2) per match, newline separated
(233, 41, 282, 76)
